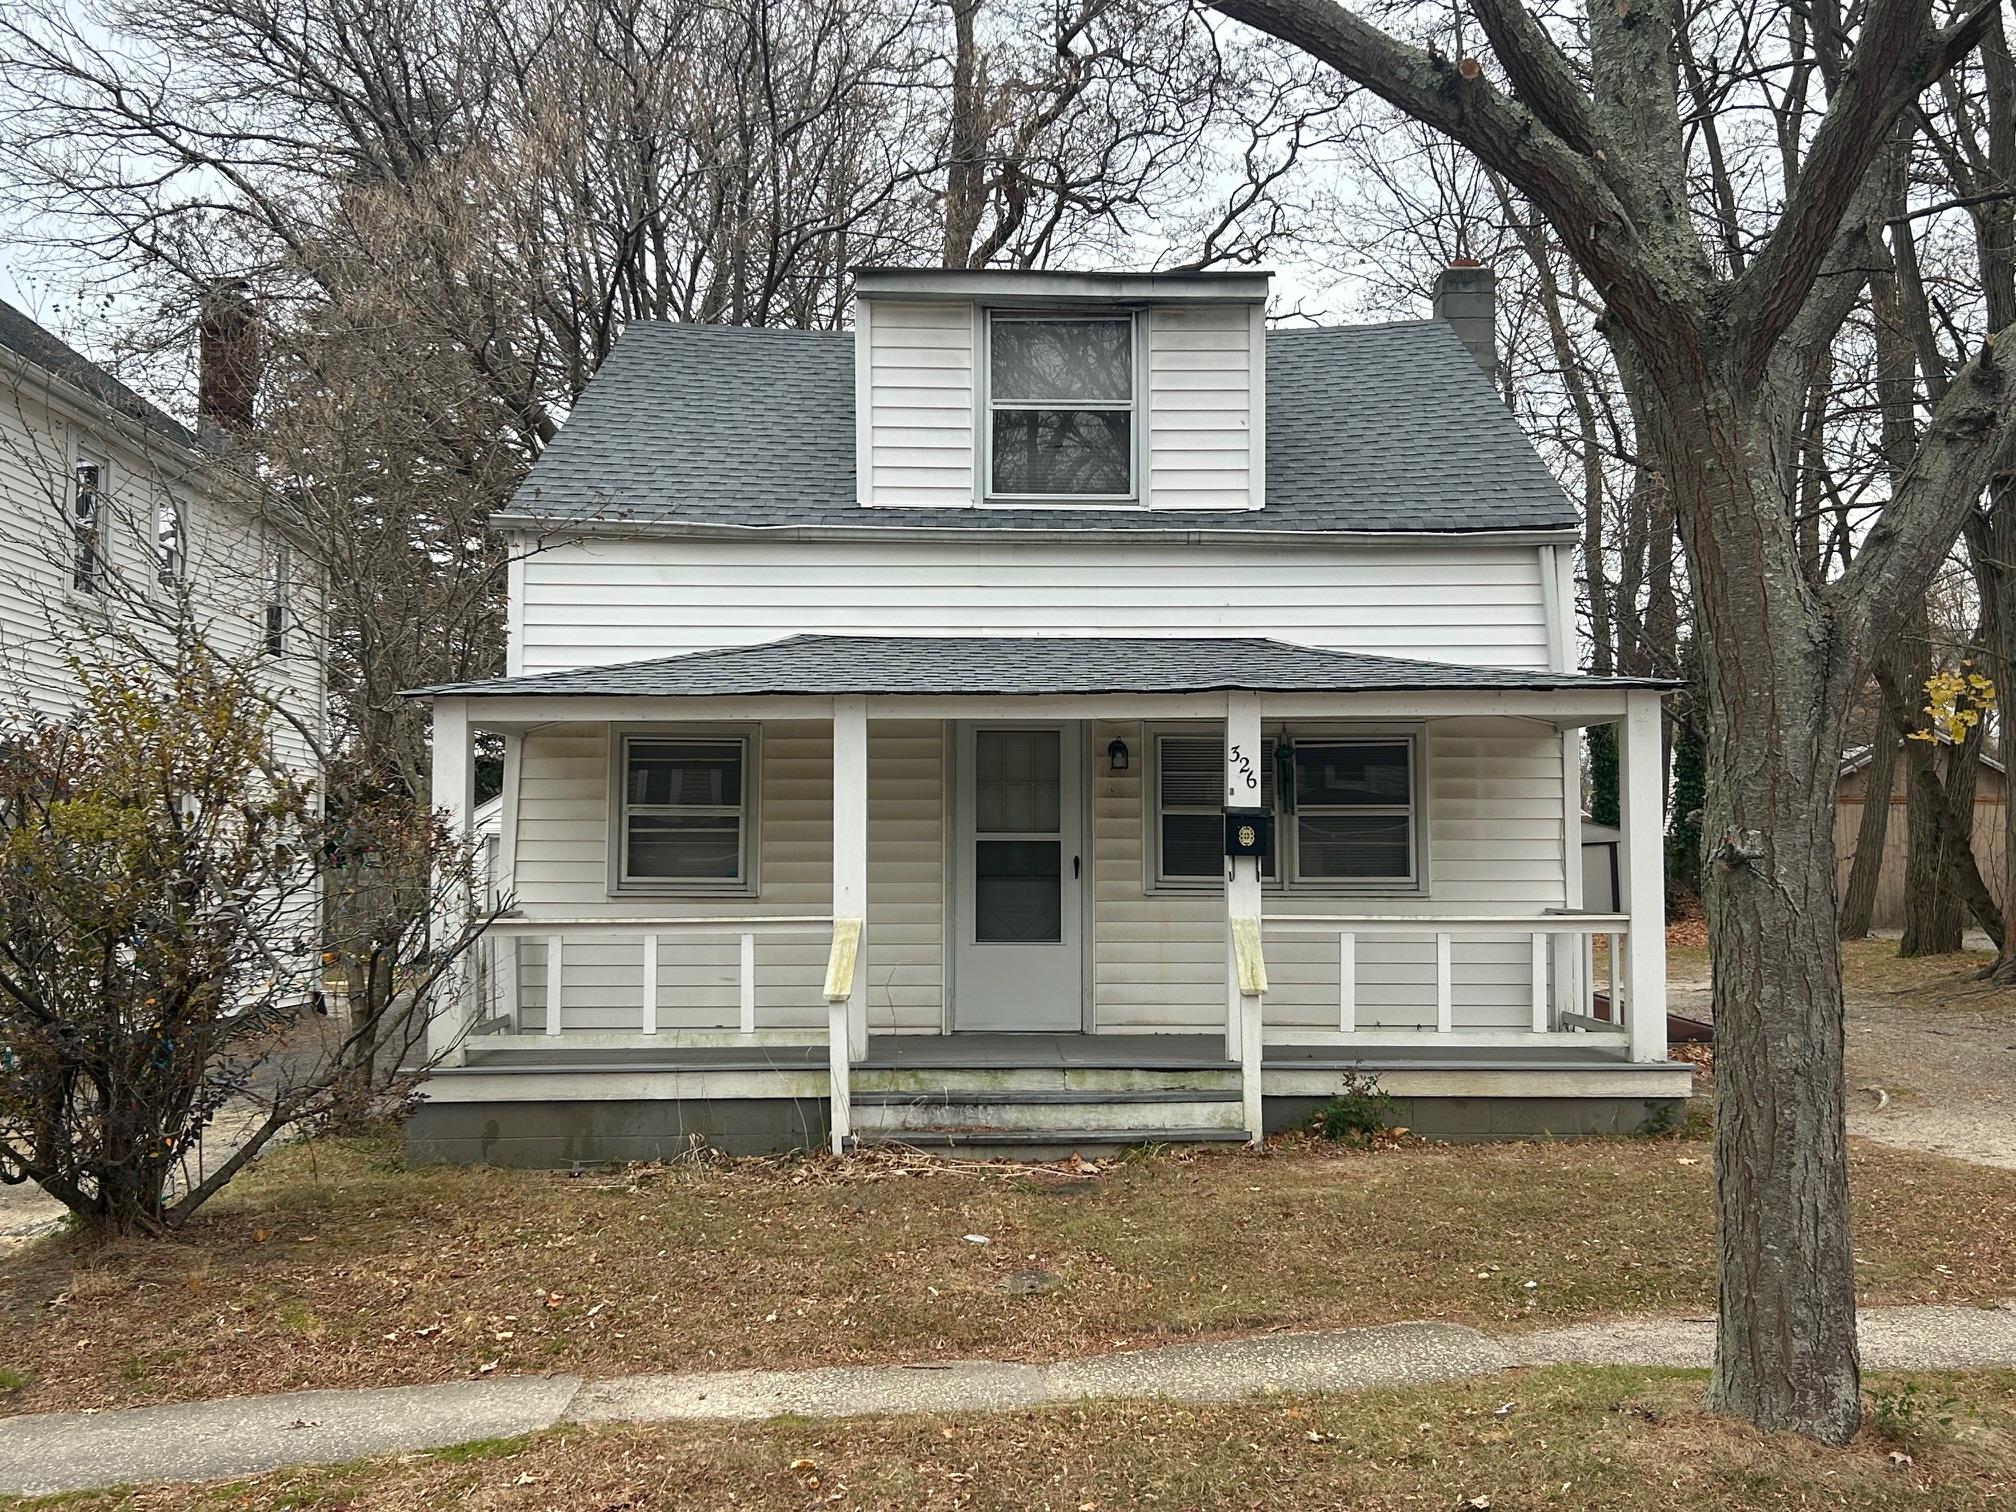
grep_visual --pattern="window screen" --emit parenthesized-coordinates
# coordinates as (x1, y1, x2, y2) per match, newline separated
(1155, 733, 1276, 882)
(1291, 741, 1415, 882)
(620, 737, 749, 885)
(989, 316, 1133, 497)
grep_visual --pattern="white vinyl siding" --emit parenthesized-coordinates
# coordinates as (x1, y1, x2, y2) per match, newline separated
(1093, 716, 1567, 1034)
(0, 377, 326, 782)
(511, 719, 944, 1034)
(864, 300, 975, 507)
(860, 298, 1257, 510)
(516, 536, 1555, 671)
(1144, 305, 1255, 509)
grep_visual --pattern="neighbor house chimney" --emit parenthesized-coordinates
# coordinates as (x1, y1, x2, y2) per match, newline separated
(197, 278, 259, 445)
(1431, 260, 1498, 382)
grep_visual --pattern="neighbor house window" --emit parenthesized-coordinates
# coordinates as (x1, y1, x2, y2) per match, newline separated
(156, 498, 187, 589)
(264, 540, 290, 657)
(71, 457, 106, 595)
(1152, 732, 1418, 889)
(617, 734, 751, 889)
(988, 314, 1133, 498)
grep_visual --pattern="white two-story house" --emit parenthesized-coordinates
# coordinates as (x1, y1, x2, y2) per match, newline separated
(0, 292, 324, 768)
(411, 265, 1682, 1165)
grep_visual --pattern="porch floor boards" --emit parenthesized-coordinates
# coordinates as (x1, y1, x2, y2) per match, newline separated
(453, 1032, 1657, 1076)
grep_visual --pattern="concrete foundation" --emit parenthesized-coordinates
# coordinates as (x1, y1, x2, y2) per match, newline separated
(406, 1097, 832, 1167)
(407, 1090, 1684, 1166)
(1265, 1093, 1686, 1141)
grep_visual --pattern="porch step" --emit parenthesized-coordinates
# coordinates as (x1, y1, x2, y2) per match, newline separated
(847, 1126, 1252, 1161)
(852, 1065, 1239, 1096)
(851, 1088, 1245, 1135)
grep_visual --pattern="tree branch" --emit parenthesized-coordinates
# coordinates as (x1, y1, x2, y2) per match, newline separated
(1730, 0, 1998, 377)
(1830, 322, 2016, 658)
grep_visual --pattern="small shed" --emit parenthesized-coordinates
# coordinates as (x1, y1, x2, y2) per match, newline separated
(1836, 747, 2008, 930)
(1581, 819, 1621, 914)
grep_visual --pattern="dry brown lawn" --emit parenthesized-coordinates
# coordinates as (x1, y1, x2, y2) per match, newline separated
(17, 1367, 2016, 1510)
(3, 1129, 2013, 1418)
(1663, 931, 2008, 1003)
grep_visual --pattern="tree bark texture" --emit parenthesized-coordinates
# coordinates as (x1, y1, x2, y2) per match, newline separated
(1650, 382, 1863, 1444)
(1838, 732, 1899, 939)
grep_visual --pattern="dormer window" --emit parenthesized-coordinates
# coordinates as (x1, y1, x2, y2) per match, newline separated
(986, 314, 1134, 499)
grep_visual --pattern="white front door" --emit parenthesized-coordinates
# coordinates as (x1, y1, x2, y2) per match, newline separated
(952, 722, 1085, 1030)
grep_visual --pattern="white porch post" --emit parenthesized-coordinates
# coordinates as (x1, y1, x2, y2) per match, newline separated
(427, 696, 475, 1064)
(832, 698, 870, 1062)
(1224, 693, 1265, 1141)
(1551, 722, 1584, 1026)
(494, 732, 522, 1030)
(1617, 690, 1669, 1061)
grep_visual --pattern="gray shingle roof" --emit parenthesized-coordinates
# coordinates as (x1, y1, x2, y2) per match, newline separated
(411, 635, 1672, 699)
(0, 298, 197, 448)
(499, 319, 1577, 535)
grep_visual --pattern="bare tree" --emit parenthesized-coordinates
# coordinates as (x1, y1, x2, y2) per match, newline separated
(1210, 0, 2016, 1443)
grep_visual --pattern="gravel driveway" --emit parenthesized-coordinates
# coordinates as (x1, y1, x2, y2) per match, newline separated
(1672, 938, 2016, 1170)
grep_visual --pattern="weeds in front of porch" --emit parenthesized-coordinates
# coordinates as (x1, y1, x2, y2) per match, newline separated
(1311, 1068, 1398, 1145)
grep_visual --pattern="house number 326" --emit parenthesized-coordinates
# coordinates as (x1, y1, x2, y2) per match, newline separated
(1228, 745, 1259, 793)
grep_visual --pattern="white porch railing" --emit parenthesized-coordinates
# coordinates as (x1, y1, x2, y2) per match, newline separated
(1260, 912, 1645, 1050)
(481, 915, 836, 1038)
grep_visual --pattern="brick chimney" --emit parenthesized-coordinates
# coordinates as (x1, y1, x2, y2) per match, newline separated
(197, 278, 259, 444)
(1431, 260, 1498, 381)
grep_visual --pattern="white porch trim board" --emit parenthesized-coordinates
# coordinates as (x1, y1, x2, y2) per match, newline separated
(830, 697, 870, 1150)
(1223, 692, 1266, 1141)
(1618, 689, 1669, 1062)
(427, 696, 475, 1064)
(465, 688, 1637, 729)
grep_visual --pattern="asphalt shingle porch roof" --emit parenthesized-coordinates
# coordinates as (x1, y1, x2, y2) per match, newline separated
(411, 635, 1674, 700)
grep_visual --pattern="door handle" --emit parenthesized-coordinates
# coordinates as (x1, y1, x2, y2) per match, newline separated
(1072, 854, 1081, 879)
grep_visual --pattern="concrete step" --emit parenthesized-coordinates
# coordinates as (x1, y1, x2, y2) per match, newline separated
(850, 1088, 1245, 1134)
(852, 1065, 1239, 1096)
(847, 1127, 1252, 1161)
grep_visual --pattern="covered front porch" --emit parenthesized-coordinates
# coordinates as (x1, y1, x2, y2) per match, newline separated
(417, 635, 1683, 1159)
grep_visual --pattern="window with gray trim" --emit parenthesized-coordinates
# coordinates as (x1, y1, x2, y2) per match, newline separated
(1152, 732, 1417, 888)
(618, 735, 750, 886)
(988, 314, 1133, 497)
(1155, 733, 1276, 883)
(156, 496, 187, 589)
(1289, 739, 1416, 883)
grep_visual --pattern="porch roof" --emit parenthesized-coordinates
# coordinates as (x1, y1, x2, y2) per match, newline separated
(411, 634, 1676, 701)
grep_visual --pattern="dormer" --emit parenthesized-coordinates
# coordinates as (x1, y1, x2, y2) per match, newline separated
(851, 267, 1271, 512)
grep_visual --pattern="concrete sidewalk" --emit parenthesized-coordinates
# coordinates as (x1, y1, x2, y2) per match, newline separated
(3, 1304, 2013, 1498)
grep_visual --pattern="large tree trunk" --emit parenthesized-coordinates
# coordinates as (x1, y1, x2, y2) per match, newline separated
(1659, 386, 1862, 1445)
(1901, 745, 1963, 954)
(1987, 484, 2016, 979)
(1839, 731, 1899, 939)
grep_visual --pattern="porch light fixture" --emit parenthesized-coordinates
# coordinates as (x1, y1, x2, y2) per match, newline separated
(1107, 737, 1130, 772)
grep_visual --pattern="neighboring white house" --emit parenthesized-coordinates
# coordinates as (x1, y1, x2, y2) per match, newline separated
(0, 292, 328, 930)
(0, 293, 325, 757)
(411, 264, 1682, 1165)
